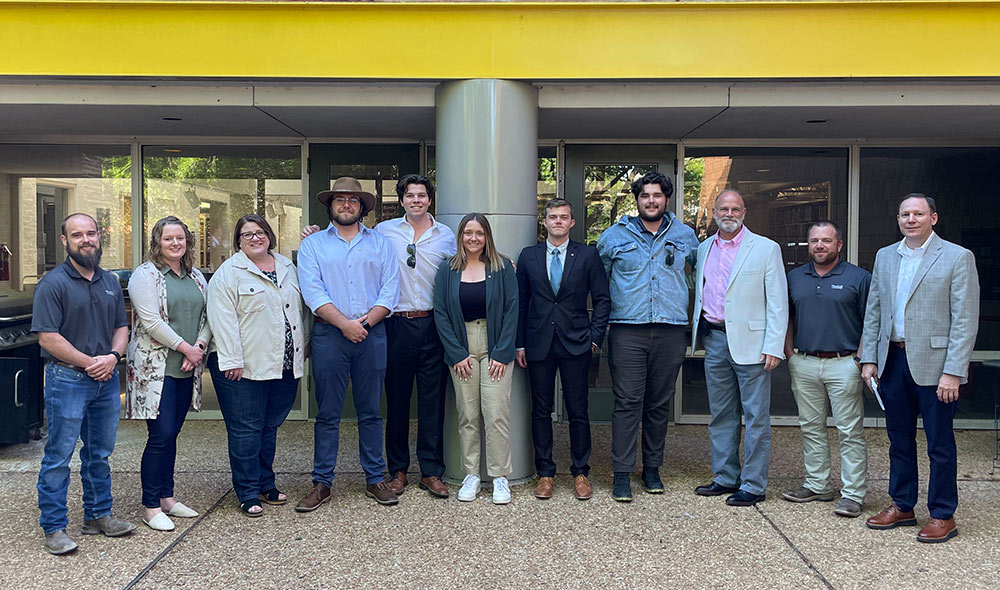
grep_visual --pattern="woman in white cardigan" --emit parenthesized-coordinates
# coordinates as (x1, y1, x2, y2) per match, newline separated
(126, 216, 210, 532)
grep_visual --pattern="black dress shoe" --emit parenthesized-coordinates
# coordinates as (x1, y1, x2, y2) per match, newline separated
(726, 490, 765, 506)
(694, 481, 739, 497)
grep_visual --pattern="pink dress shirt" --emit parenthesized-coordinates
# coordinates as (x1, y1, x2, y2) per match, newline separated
(701, 226, 745, 324)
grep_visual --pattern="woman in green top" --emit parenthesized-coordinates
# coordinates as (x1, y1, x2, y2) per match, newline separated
(126, 216, 210, 532)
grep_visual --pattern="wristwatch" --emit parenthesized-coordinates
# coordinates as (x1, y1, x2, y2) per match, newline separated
(362, 320, 372, 331)
(110, 351, 122, 362)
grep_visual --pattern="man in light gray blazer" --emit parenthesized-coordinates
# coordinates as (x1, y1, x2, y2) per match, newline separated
(691, 190, 787, 506)
(861, 193, 979, 544)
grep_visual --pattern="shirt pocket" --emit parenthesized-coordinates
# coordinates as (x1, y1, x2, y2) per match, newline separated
(238, 283, 268, 314)
(611, 242, 642, 272)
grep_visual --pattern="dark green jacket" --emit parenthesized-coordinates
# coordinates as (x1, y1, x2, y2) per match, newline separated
(433, 258, 519, 366)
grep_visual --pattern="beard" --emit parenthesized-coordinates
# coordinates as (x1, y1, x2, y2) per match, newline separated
(638, 206, 665, 223)
(715, 216, 743, 234)
(67, 242, 102, 270)
(329, 206, 363, 227)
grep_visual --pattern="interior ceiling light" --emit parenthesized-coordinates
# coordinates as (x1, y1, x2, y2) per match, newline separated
(756, 169, 770, 173)
(162, 117, 183, 121)
(163, 148, 181, 153)
(805, 119, 828, 124)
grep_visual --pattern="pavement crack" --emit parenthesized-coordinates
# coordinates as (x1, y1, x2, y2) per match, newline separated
(121, 487, 233, 590)
(755, 505, 836, 590)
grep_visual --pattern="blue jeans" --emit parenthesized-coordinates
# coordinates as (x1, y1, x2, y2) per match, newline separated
(310, 321, 387, 486)
(703, 328, 772, 496)
(208, 353, 298, 503)
(140, 376, 193, 508)
(881, 346, 958, 519)
(37, 363, 121, 534)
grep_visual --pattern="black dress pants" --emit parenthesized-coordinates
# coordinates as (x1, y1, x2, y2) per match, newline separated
(527, 335, 592, 477)
(383, 315, 448, 478)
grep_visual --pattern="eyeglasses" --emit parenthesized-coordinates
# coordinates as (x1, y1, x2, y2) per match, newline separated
(332, 196, 361, 206)
(664, 245, 675, 267)
(240, 230, 268, 242)
(406, 243, 417, 268)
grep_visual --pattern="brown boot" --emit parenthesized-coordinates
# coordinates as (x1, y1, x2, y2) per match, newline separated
(418, 476, 450, 498)
(534, 477, 554, 499)
(574, 474, 593, 500)
(365, 481, 400, 506)
(865, 502, 917, 530)
(388, 471, 408, 495)
(294, 482, 331, 513)
(917, 518, 958, 543)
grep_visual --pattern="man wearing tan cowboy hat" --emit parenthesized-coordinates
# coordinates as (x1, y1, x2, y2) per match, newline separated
(295, 176, 401, 509)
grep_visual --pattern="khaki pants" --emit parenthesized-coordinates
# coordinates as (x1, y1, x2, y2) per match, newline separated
(788, 353, 868, 503)
(451, 320, 513, 477)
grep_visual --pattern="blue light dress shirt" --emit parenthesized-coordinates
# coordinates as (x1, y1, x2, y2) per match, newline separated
(297, 222, 400, 319)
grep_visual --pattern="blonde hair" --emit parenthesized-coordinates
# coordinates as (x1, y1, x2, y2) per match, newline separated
(449, 213, 506, 271)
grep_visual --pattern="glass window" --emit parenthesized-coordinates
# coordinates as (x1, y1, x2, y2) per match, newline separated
(143, 146, 301, 272)
(535, 146, 558, 241)
(329, 163, 400, 228)
(681, 148, 849, 418)
(860, 147, 1000, 420)
(142, 145, 302, 414)
(583, 164, 657, 246)
(0, 144, 132, 295)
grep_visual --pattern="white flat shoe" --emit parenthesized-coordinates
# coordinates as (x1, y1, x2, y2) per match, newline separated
(166, 502, 199, 518)
(143, 512, 175, 531)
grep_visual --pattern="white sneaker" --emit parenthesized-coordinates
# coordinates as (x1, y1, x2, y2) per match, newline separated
(457, 475, 480, 502)
(492, 476, 511, 505)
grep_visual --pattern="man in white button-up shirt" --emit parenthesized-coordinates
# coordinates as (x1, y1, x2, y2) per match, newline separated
(376, 175, 456, 498)
(861, 193, 979, 544)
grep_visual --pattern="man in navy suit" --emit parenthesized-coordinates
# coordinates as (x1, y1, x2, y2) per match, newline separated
(516, 198, 611, 501)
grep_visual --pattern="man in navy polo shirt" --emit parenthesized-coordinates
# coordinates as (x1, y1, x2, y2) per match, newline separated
(782, 220, 871, 518)
(31, 213, 134, 555)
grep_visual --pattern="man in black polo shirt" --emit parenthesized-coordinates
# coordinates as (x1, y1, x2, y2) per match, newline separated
(782, 220, 871, 518)
(31, 213, 134, 555)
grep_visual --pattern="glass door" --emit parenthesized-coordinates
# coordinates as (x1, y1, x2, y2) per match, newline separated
(305, 143, 420, 419)
(563, 145, 678, 423)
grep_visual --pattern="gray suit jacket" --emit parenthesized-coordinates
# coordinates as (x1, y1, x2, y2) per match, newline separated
(861, 233, 980, 386)
(691, 228, 788, 365)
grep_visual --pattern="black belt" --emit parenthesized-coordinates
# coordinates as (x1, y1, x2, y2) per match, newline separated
(700, 316, 726, 333)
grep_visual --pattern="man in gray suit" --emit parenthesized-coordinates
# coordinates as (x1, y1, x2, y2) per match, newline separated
(691, 190, 787, 506)
(861, 193, 979, 544)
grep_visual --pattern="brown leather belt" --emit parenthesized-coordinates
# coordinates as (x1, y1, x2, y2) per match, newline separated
(802, 351, 855, 359)
(891, 341, 906, 349)
(397, 310, 431, 319)
(50, 360, 87, 373)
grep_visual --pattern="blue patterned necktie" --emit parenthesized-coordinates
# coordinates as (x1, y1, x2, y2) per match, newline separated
(550, 248, 562, 293)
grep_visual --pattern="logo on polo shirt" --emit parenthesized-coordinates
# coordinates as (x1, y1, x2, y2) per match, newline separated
(831, 284, 844, 290)
(105, 289, 116, 296)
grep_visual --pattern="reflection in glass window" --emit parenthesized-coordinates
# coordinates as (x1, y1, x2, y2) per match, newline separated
(584, 164, 656, 246)
(329, 163, 399, 228)
(142, 146, 301, 272)
(684, 148, 848, 271)
(535, 146, 558, 242)
(0, 144, 131, 295)
(680, 148, 848, 418)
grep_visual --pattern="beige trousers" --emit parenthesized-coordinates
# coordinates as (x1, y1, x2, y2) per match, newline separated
(451, 320, 513, 477)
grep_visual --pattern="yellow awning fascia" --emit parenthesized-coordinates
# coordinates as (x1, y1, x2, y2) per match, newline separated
(2, 1, 1000, 80)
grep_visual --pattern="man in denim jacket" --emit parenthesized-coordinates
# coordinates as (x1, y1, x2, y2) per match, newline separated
(596, 172, 699, 502)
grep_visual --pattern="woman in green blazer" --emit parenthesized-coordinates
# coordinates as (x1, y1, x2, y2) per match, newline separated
(433, 213, 518, 505)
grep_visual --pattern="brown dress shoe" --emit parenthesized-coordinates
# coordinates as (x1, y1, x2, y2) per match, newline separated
(917, 518, 958, 543)
(534, 477, 554, 499)
(418, 476, 450, 498)
(866, 502, 918, 530)
(574, 474, 593, 500)
(388, 471, 408, 494)
(365, 481, 400, 506)
(294, 482, 331, 513)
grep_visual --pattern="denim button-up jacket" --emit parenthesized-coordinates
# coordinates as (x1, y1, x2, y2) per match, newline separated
(596, 212, 699, 325)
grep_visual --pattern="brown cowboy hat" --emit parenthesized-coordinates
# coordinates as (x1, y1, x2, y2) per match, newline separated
(317, 177, 376, 215)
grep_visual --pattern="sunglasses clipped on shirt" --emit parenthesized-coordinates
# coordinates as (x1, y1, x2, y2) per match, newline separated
(406, 243, 417, 268)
